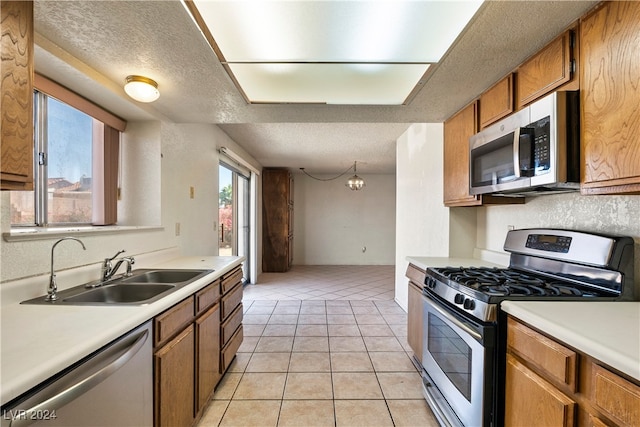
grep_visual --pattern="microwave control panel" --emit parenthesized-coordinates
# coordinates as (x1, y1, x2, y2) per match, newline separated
(527, 116, 551, 173)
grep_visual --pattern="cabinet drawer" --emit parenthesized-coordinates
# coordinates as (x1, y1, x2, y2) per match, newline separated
(221, 303, 243, 345)
(507, 317, 577, 391)
(220, 325, 243, 373)
(591, 364, 640, 426)
(221, 282, 242, 320)
(405, 263, 426, 287)
(505, 353, 576, 427)
(221, 267, 243, 294)
(195, 280, 220, 316)
(154, 297, 195, 346)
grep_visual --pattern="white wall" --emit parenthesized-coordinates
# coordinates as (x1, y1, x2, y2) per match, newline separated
(293, 172, 395, 265)
(161, 123, 220, 256)
(119, 122, 162, 226)
(394, 123, 450, 310)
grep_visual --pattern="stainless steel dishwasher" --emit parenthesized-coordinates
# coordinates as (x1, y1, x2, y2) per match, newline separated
(1, 321, 152, 427)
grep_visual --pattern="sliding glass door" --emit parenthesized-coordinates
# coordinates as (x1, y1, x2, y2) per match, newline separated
(219, 162, 250, 283)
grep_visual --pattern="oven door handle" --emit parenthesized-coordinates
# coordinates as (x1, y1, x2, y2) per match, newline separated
(423, 294, 482, 342)
(423, 378, 462, 427)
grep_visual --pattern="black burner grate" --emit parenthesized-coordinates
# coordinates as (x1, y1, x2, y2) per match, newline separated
(435, 267, 601, 298)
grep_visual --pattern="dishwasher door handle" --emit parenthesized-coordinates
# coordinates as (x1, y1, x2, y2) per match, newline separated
(9, 328, 149, 427)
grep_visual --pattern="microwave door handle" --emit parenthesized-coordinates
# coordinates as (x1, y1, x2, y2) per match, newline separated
(513, 127, 521, 178)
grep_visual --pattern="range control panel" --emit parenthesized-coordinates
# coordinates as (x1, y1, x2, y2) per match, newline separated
(525, 234, 572, 253)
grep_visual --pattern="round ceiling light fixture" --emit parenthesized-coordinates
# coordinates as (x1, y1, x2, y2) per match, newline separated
(124, 75, 160, 103)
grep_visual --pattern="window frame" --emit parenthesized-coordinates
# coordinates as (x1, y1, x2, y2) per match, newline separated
(10, 74, 127, 227)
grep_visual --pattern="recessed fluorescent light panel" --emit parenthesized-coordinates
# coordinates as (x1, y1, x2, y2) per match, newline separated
(186, 0, 483, 105)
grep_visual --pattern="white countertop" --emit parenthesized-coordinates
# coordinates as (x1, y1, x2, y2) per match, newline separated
(502, 301, 640, 382)
(0, 255, 243, 405)
(406, 256, 505, 271)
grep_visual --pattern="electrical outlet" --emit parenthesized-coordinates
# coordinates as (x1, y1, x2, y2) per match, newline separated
(175, 222, 181, 236)
(189, 186, 195, 199)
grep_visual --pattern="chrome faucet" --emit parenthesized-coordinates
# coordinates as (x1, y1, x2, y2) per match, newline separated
(113, 256, 135, 277)
(46, 237, 87, 301)
(98, 250, 135, 283)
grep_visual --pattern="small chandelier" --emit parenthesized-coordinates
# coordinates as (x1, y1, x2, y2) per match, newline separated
(345, 161, 365, 191)
(299, 161, 366, 191)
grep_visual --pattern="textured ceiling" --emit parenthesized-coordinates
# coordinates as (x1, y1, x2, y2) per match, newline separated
(33, 0, 598, 174)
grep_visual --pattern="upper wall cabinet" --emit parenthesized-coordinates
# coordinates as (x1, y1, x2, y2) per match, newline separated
(479, 74, 514, 129)
(516, 29, 576, 109)
(444, 102, 524, 207)
(1, 0, 34, 191)
(580, 1, 640, 195)
(444, 102, 482, 207)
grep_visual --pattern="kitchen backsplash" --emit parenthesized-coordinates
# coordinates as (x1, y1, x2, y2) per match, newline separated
(477, 192, 640, 284)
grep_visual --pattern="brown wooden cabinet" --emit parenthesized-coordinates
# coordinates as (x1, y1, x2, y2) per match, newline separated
(444, 102, 482, 207)
(195, 304, 220, 410)
(263, 168, 294, 271)
(479, 74, 514, 129)
(516, 29, 576, 109)
(405, 263, 425, 362)
(155, 324, 196, 427)
(506, 353, 576, 427)
(1, 0, 34, 191)
(506, 316, 640, 426)
(195, 283, 221, 412)
(580, 1, 640, 195)
(590, 363, 640, 426)
(219, 266, 243, 373)
(153, 275, 229, 427)
(443, 103, 523, 207)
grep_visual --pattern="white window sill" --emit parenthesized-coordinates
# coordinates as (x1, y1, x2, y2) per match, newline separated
(3, 225, 164, 242)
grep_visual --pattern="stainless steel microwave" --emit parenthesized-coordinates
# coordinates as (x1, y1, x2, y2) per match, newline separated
(469, 91, 580, 196)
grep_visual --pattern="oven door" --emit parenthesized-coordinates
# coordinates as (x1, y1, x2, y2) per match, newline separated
(421, 293, 494, 427)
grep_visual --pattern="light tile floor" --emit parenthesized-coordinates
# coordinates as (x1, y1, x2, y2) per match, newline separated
(197, 266, 439, 427)
(242, 265, 396, 301)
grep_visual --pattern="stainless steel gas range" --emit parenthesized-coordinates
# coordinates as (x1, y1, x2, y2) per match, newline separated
(419, 228, 636, 427)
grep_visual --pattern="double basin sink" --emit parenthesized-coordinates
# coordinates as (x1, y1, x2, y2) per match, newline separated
(22, 269, 213, 306)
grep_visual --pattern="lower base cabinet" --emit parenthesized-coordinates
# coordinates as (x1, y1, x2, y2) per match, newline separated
(505, 353, 576, 426)
(506, 316, 640, 426)
(407, 280, 423, 361)
(153, 274, 235, 427)
(153, 269, 244, 427)
(220, 267, 244, 374)
(155, 325, 195, 427)
(196, 303, 221, 411)
(405, 263, 425, 363)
